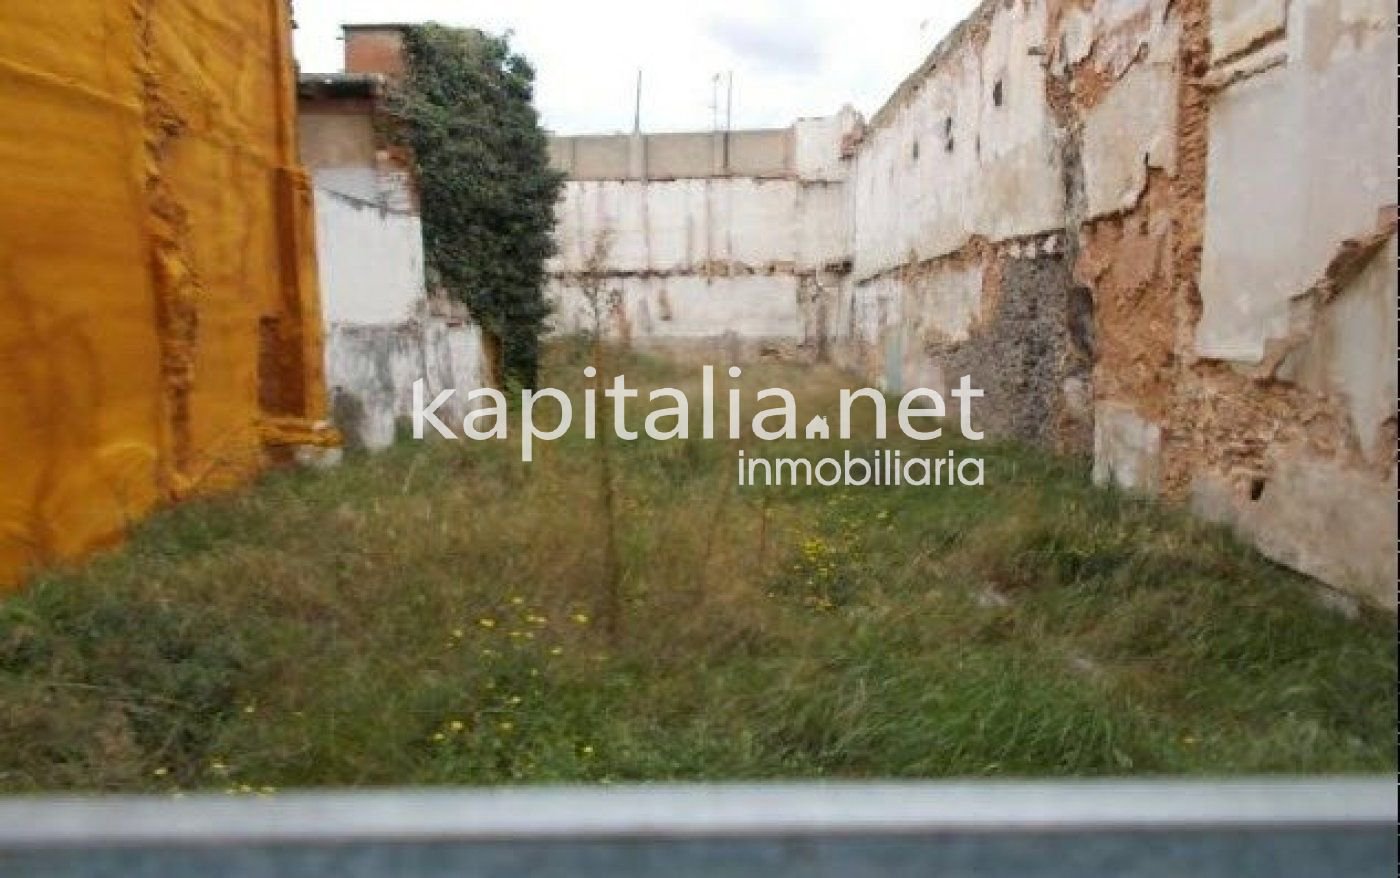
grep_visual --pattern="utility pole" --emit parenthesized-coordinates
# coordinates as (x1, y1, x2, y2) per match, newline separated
(721, 71, 734, 172)
(710, 73, 720, 131)
(725, 70, 734, 132)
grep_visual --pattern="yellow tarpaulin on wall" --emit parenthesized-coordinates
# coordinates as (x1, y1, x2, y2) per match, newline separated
(0, 0, 331, 587)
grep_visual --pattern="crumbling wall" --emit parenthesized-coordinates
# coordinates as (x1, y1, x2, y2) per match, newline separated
(0, 0, 330, 588)
(301, 81, 488, 451)
(1172, 0, 1397, 604)
(311, 188, 486, 449)
(839, 0, 1101, 451)
(544, 0, 1396, 603)
(547, 112, 861, 360)
(837, 0, 1395, 604)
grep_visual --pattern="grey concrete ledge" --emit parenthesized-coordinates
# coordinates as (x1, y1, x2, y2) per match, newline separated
(0, 778, 1392, 849)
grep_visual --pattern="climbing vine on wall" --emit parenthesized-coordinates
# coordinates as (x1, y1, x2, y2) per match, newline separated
(394, 25, 564, 388)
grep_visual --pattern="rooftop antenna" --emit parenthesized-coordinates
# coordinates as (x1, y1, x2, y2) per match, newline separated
(633, 69, 643, 134)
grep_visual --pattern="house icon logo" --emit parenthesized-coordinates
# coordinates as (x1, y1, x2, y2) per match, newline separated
(805, 416, 830, 440)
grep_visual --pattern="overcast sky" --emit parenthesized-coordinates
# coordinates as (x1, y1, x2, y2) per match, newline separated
(293, 0, 980, 134)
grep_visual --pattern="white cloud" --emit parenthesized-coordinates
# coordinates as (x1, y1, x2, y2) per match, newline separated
(292, 0, 981, 134)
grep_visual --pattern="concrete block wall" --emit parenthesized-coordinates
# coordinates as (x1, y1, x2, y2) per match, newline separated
(547, 109, 863, 360)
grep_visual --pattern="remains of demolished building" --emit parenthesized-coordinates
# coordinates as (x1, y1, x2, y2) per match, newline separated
(298, 30, 488, 451)
(548, 0, 1398, 605)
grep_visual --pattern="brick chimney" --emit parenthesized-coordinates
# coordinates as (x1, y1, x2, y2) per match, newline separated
(343, 24, 410, 81)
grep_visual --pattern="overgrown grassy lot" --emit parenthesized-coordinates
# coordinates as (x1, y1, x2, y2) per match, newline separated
(0, 350, 1393, 792)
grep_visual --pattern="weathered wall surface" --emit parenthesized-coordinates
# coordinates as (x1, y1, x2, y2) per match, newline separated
(547, 112, 861, 359)
(549, 0, 1397, 604)
(312, 187, 486, 449)
(848, 0, 1396, 603)
(301, 80, 488, 450)
(1174, 0, 1397, 604)
(0, 0, 330, 588)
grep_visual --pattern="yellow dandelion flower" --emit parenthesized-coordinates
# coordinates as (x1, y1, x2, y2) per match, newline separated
(478, 618, 497, 629)
(432, 732, 447, 743)
(571, 613, 590, 625)
(581, 745, 594, 756)
(549, 647, 564, 657)
(152, 767, 169, 778)
(450, 720, 465, 732)
(452, 628, 465, 639)
(510, 596, 525, 606)
(498, 721, 514, 732)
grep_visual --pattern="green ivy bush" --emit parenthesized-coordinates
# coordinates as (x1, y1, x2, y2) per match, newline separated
(394, 25, 564, 389)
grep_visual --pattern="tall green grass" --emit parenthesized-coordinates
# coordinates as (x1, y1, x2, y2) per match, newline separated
(0, 350, 1391, 792)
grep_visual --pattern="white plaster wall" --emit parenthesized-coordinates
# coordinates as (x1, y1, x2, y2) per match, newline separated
(548, 111, 856, 347)
(325, 320, 486, 450)
(315, 184, 487, 450)
(1080, 20, 1180, 218)
(1196, 0, 1398, 362)
(314, 168, 380, 205)
(798, 182, 849, 268)
(314, 187, 425, 325)
(1212, 0, 1288, 62)
(1279, 237, 1399, 461)
(547, 275, 802, 342)
(794, 107, 861, 181)
(551, 178, 810, 275)
(850, 0, 1063, 282)
(1093, 0, 1175, 75)
(904, 261, 985, 347)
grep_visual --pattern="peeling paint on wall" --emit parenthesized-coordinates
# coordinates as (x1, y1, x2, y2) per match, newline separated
(298, 66, 489, 452)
